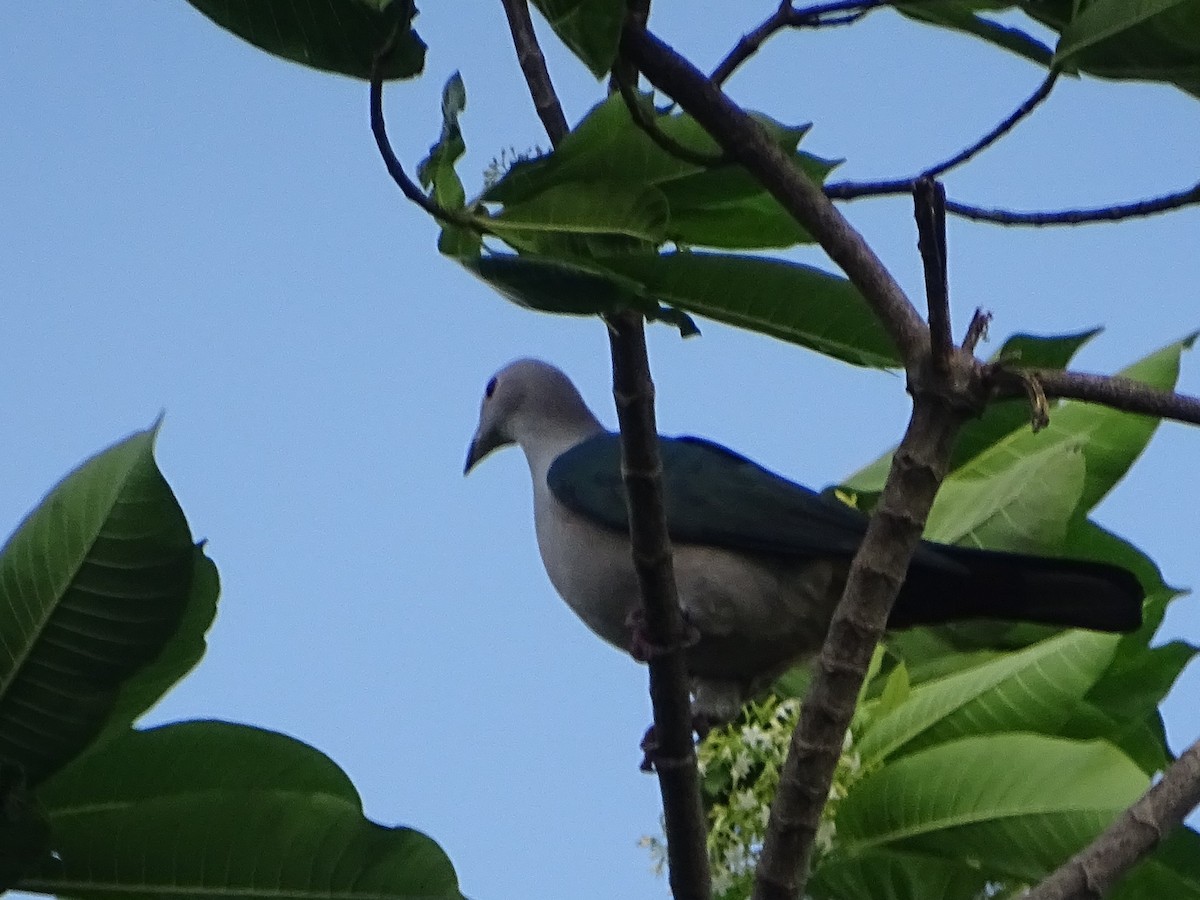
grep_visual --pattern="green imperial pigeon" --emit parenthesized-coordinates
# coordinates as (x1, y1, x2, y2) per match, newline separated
(465, 358, 1143, 732)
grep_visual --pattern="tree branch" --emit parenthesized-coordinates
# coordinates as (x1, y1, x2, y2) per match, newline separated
(500, 0, 569, 146)
(945, 182, 1200, 224)
(990, 367, 1200, 427)
(499, 5, 711, 897)
(606, 313, 711, 900)
(1025, 737, 1200, 900)
(914, 178, 951, 374)
(710, 1, 884, 87)
(825, 69, 1060, 200)
(369, 31, 477, 228)
(621, 23, 929, 369)
(754, 358, 981, 899)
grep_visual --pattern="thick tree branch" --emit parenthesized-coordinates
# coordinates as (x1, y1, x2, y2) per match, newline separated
(499, 6, 710, 897)
(500, 0, 569, 146)
(1026, 737, 1200, 900)
(606, 313, 711, 900)
(621, 24, 929, 368)
(991, 367, 1200, 427)
(825, 69, 1060, 200)
(710, 1, 884, 87)
(945, 182, 1200, 224)
(755, 360, 981, 900)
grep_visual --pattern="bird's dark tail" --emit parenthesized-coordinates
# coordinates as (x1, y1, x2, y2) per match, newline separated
(889, 546, 1144, 633)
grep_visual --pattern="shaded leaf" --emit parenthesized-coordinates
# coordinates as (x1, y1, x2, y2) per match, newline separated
(837, 734, 1148, 882)
(530, 0, 623, 78)
(0, 762, 49, 891)
(811, 847, 990, 900)
(183, 0, 425, 80)
(94, 547, 220, 745)
(27, 721, 462, 899)
(1056, 0, 1191, 65)
(38, 720, 359, 808)
(0, 428, 195, 784)
(590, 252, 900, 367)
(1111, 825, 1200, 899)
(461, 253, 699, 335)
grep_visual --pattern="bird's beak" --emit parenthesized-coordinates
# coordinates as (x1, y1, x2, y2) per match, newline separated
(464, 427, 506, 475)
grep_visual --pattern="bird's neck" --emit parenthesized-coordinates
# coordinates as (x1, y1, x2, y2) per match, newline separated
(519, 419, 605, 487)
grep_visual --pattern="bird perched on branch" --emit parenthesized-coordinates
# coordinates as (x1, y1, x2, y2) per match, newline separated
(464, 358, 1143, 740)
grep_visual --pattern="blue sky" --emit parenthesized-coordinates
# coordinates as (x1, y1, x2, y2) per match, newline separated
(4, 3, 1199, 898)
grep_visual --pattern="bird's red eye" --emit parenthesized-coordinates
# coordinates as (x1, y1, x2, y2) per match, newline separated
(485, 377, 497, 398)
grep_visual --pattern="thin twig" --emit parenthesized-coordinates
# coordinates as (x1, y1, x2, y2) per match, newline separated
(606, 313, 712, 900)
(613, 69, 727, 166)
(369, 31, 475, 228)
(925, 69, 1059, 178)
(914, 178, 951, 374)
(825, 69, 1061, 200)
(960, 308, 991, 356)
(946, 182, 1200, 225)
(621, 23, 930, 368)
(1025, 737, 1200, 900)
(710, 0, 883, 87)
(990, 368, 1200, 427)
(500, 0, 569, 146)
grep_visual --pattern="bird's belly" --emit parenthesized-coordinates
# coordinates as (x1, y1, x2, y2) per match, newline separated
(534, 495, 640, 650)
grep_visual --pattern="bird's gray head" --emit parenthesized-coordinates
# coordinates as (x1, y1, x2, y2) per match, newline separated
(464, 358, 601, 474)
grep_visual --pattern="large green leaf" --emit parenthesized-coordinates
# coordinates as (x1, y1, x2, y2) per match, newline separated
(0, 428, 195, 784)
(1023, 0, 1200, 97)
(846, 335, 1192, 514)
(26, 721, 462, 899)
(922, 439, 1086, 550)
(1055, 0, 1192, 65)
(837, 734, 1148, 881)
(482, 93, 834, 251)
(530, 0, 624, 78)
(182, 0, 425, 80)
(845, 330, 1101, 491)
(590, 252, 900, 367)
(810, 847, 990, 900)
(1111, 826, 1200, 899)
(461, 252, 699, 335)
(92, 549, 220, 744)
(37, 720, 358, 808)
(0, 763, 49, 891)
(858, 630, 1118, 765)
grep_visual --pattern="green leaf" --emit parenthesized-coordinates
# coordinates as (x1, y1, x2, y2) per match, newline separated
(1056, 0, 1191, 65)
(896, 3, 1054, 67)
(530, 0, 624, 78)
(491, 182, 671, 243)
(837, 734, 1148, 881)
(483, 93, 833, 251)
(37, 720, 359, 808)
(844, 329, 1101, 492)
(182, 0, 426, 80)
(94, 548, 220, 744)
(923, 440, 1086, 551)
(590, 252, 900, 367)
(27, 721, 462, 899)
(1024, 0, 1200, 97)
(461, 253, 699, 335)
(417, 72, 480, 258)
(0, 763, 49, 891)
(0, 428, 196, 784)
(811, 847, 990, 900)
(858, 630, 1119, 765)
(1111, 826, 1200, 899)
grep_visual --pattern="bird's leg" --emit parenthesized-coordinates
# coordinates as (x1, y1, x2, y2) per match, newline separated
(625, 606, 701, 663)
(638, 713, 712, 772)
